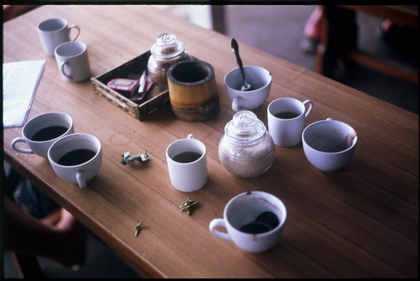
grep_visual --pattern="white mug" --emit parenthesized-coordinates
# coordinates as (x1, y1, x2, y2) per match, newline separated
(37, 18, 80, 56)
(224, 66, 272, 112)
(166, 134, 207, 192)
(48, 133, 102, 188)
(55, 41, 91, 82)
(302, 118, 358, 172)
(267, 97, 313, 147)
(11, 112, 74, 159)
(209, 191, 287, 253)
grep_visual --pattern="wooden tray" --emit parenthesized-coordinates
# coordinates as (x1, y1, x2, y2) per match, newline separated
(91, 51, 169, 120)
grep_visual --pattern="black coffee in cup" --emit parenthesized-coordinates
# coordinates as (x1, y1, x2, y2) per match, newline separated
(274, 111, 300, 119)
(57, 149, 96, 166)
(239, 211, 280, 234)
(240, 221, 272, 234)
(31, 125, 68, 141)
(172, 151, 202, 163)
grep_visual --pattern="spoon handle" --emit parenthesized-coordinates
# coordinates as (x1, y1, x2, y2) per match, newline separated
(231, 38, 246, 81)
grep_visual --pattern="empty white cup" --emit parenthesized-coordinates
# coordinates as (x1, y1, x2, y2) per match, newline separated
(55, 41, 91, 82)
(302, 118, 358, 172)
(37, 18, 80, 56)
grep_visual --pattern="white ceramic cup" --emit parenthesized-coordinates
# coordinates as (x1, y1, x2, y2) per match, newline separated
(48, 133, 102, 188)
(267, 97, 313, 147)
(55, 41, 91, 82)
(11, 112, 74, 159)
(37, 18, 80, 56)
(166, 134, 207, 192)
(209, 191, 287, 253)
(224, 66, 272, 112)
(302, 118, 358, 172)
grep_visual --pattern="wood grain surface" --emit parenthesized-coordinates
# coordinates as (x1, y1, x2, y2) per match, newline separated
(3, 5, 418, 278)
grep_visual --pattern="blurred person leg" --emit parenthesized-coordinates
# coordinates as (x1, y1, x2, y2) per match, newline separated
(300, 6, 324, 54)
(380, 18, 419, 55)
(3, 195, 87, 269)
(2, 166, 86, 275)
(319, 6, 358, 80)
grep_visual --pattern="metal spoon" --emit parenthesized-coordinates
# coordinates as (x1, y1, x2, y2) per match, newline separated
(231, 38, 253, 91)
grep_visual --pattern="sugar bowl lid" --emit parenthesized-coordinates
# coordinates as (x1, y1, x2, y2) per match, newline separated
(150, 33, 185, 59)
(224, 110, 266, 142)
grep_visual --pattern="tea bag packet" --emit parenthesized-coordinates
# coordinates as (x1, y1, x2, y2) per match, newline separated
(107, 78, 139, 98)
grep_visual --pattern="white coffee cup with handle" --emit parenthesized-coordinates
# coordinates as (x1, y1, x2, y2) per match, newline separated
(55, 41, 91, 83)
(209, 191, 287, 253)
(11, 111, 74, 159)
(48, 133, 102, 188)
(224, 66, 272, 112)
(267, 97, 313, 147)
(37, 18, 80, 56)
(166, 134, 207, 192)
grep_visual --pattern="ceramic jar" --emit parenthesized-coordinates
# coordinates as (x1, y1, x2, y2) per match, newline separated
(147, 33, 190, 90)
(218, 110, 275, 178)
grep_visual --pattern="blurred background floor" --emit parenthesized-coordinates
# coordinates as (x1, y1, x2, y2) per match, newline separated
(3, 4, 418, 279)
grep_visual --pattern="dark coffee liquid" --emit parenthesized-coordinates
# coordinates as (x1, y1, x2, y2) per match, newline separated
(274, 111, 300, 119)
(57, 149, 96, 166)
(239, 211, 280, 234)
(240, 221, 272, 234)
(172, 151, 201, 163)
(31, 126, 68, 141)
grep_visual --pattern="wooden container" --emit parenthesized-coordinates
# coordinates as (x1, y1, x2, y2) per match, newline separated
(91, 51, 169, 120)
(167, 60, 219, 122)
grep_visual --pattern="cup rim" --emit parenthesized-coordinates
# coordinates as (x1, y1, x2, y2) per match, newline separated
(55, 41, 87, 58)
(268, 97, 306, 120)
(22, 111, 73, 143)
(167, 60, 214, 86)
(302, 119, 358, 154)
(38, 18, 67, 32)
(48, 133, 101, 167)
(166, 138, 206, 165)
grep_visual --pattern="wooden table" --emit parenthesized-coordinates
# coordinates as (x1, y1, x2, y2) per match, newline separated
(3, 5, 418, 278)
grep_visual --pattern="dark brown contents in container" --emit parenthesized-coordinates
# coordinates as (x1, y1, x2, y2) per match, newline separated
(274, 111, 300, 119)
(172, 151, 201, 163)
(58, 149, 96, 166)
(240, 221, 272, 234)
(31, 126, 68, 141)
(239, 211, 280, 234)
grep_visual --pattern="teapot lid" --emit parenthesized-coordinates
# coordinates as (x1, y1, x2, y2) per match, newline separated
(225, 110, 266, 142)
(151, 33, 185, 59)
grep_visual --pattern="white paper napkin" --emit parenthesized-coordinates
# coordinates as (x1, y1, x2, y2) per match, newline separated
(3, 60, 46, 128)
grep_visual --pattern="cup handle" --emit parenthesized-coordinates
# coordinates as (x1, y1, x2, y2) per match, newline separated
(209, 219, 232, 241)
(303, 100, 313, 119)
(232, 97, 242, 112)
(60, 61, 73, 81)
(187, 134, 194, 139)
(68, 24, 80, 42)
(11, 137, 34, 154)
(76, 171, 87, 188)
